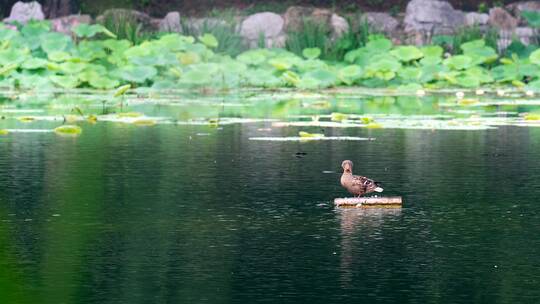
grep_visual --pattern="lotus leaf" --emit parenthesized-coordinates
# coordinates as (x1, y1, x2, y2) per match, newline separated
(114, 84, 131, 97)
(421, 46, 443, 58)
(47, 51, 71, 62)
(50, 75, 80, 88)
(303, 69, 337, 88)
(390, 46, 423, 62)
(0, 25, 19, 42)
(365, 38, 392, 52)
(338, 65, 363, 85)
(420, 56, 442, 66)
(398, 67, 421, 81)
(526, 80, 540, 91)
(245, 69, 282, 87)
(198, 33, 218, 48)
(103, 39, 132, 53)
(282, 71, 300, 86)
(178, 52, 201, 65)
(59, 61, 87, 74)
(444, 55, 473, 70)
(73, 24, 116, 38)
(180, 69, 213, 85)
(521, 11, 540, 28)
(530, 49, 540, 65)
(0, 63, 18, 76)
(302, 47, 321, 60)
(117, 66, 157, 83)
(0, 48, 28, 65)
(397, 83, 423, 92)
(40, 32, 71, 54)
(237, 50, 266, 66)
(22, 57, 48, 70)
(269, 58, 293, 71)
(89, 77, 119, 89)
(77, 41, 107, 61)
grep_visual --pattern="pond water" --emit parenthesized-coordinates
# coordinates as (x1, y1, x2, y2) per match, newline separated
(1, 91, 540, 303)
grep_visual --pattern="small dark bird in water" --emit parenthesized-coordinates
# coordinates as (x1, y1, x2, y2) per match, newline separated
(340, 160, 383, 197)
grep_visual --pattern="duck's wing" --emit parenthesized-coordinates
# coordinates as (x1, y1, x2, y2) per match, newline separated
(352, 175, 383, 193)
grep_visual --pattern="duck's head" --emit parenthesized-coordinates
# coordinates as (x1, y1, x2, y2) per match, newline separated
(341, 160, 353, 173)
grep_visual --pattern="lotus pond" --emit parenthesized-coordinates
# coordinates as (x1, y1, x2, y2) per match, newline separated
(2, 89, 540, 302)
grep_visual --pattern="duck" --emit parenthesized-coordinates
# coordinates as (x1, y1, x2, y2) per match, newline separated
(340, 160, 383, 197)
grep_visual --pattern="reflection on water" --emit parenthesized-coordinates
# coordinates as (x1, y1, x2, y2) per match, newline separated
(338, 208, 402, 288)
(1, 94, 540, 302)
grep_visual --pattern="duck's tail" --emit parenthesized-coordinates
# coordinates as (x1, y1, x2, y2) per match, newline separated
(374, 182, 383, 192)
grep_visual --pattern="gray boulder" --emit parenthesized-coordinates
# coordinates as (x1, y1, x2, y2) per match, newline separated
(240, 12, 286, 48)
(404, 0, 465, 44)
(465, 12, 489, 27)
(159, 12, 181, 33)
(489, 7, 518, 30)
(283, 6, 332, 31)
(331, 13, 349, 39)
(362, 12, 399, 36)
(4, 1, 45, 24)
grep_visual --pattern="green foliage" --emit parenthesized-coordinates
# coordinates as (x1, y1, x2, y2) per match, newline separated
(522, 10, 540, 28)
(0, 19, 538, 92)
(73, 24, 116, 38)
(478, 2, 489, 14)
(432, 26, 499, 55)
(98, 11, 153, 44)
(181, 19, 245, 56)
(286, 19, 329, 59)
(326, 16, 375, 61)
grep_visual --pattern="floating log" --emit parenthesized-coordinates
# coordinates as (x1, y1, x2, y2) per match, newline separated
(334, 197, 402, 208)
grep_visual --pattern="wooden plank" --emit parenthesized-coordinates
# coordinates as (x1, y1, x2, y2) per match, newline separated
(334, 197, 402, 208)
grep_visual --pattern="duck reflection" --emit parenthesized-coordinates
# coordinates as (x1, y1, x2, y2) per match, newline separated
(337, 207, 402, 288)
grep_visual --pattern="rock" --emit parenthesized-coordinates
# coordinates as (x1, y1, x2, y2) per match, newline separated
(240, 12, 286, 48)
(159, 12, 181, 32)
(515, 26, 535, 44)
(489, 7, 518, 30)
(96, 9, 159, 32)
(284, 6, 332, 32)
(362, 12, 399, 35)
(283, 6, 348, 40)
(50, 14, 92, 35)
(4, 1, 45, 24)
(331, 14, 349, 39)
(404, 0, 465, 44)
(465, 12, 489, 26)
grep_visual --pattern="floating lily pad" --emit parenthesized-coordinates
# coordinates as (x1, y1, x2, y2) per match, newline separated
(250, 136, 374, 142)
(132, 119, 157, 126)
(54, 125, 82, 135)
(299, 131, 324, 138)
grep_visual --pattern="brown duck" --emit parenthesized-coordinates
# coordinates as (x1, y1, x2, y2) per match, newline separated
(340, 160, 383, 197)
